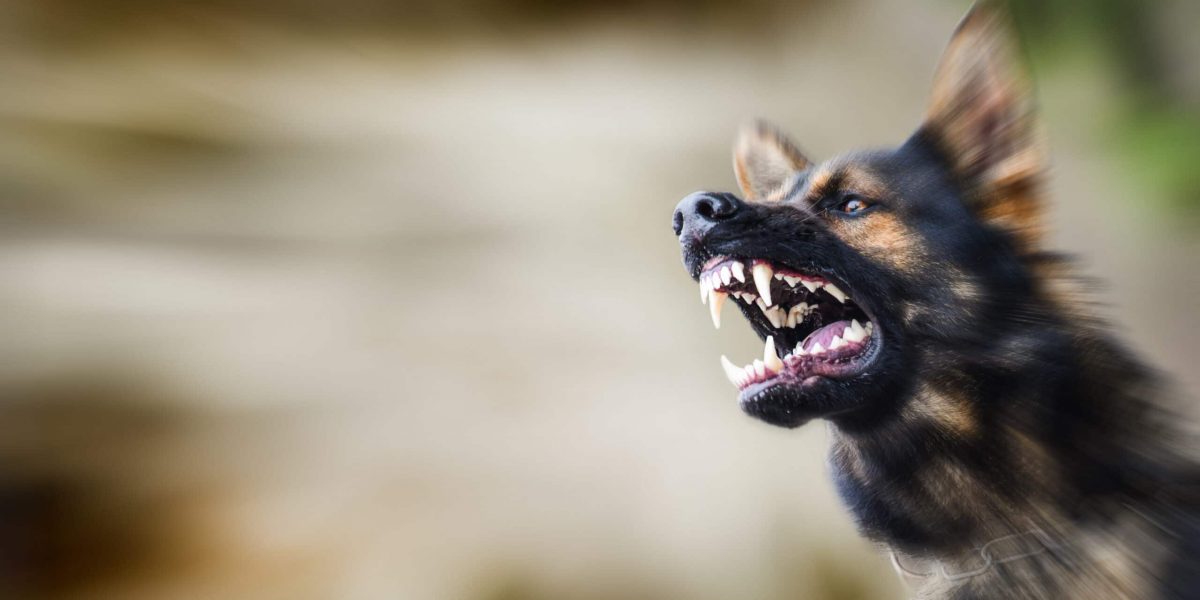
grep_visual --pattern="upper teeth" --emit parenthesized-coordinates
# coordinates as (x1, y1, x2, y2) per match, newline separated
(751, 262, 774, 306)
(731, 262, 746, 282)
(719, 266, 733, 286)
(824, 283, 847, 303)
(697, 259, 853, 331)
(709, 290, 727, 328)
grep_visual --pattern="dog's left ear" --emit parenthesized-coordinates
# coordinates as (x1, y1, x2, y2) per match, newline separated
(733, 120, 811, 202)
(921, 2, 1045, 247)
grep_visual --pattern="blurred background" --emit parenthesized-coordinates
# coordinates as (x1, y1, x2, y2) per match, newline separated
(0, 0, 1197, 598)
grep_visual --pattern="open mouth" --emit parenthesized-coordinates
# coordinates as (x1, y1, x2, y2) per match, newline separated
(697, 256, 879, 396)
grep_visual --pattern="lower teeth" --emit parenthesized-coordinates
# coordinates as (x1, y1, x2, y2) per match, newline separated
(719, 322, 875, 389)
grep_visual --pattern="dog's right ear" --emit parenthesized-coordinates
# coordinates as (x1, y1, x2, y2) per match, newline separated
(733, 120, 811, 202)
(920, 1, 1045, 247)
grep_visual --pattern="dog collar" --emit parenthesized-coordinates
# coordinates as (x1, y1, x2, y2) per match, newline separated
(888, 527, 1063, 584)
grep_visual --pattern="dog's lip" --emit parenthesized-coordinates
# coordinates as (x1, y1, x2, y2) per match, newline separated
(700, 255, 727, 273)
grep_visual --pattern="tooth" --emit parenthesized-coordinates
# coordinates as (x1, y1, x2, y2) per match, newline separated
(851, 319, 866, 336)
(700, 278, 710, 304)
(764, 306, 784, 328)
(753, 359, 765, 377)
(720, 266, 733, 286)
(783, 275, 800, 287)
(843, 326, 864, 343)
(844, 320, 866, 342)
(794, 342, 807, 355)
(711, 274, 723, 291)
(720, 355, 743, 387)
(801, 280, 820, 293)
(830, 336, 846, 350)
(743, 365, 755, 382)
(825, 283, 848, 303)
(742, 293, 757, 303)
(731, 261, 745, 282)
(709, 290, 727, 328)
(763, 336, 783, 372)
(810, 341, 825, 354)
(865, 322, 874, 335)
(785, 311, 796, 328)
(752, 263, 774, 305)
(774, 273, 784, 280)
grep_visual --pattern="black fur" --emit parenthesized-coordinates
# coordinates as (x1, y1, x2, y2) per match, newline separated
(672, 5, 1199, 597)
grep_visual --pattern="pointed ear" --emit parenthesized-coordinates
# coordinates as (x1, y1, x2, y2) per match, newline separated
(733, 120, 811, 202)
(921, 2, 1046, 246)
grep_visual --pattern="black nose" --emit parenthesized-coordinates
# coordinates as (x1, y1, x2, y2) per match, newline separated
(673, 191, 741, 238)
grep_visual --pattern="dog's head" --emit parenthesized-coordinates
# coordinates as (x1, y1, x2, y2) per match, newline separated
(673, 4, 1046, 429)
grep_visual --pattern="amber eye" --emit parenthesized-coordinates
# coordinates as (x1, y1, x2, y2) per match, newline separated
(838, 195, 871, 214)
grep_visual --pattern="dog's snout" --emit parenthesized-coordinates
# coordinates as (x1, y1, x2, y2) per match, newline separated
(673, 191, 742, 238)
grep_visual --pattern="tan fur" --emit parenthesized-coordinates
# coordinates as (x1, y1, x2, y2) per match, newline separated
(733, 120, 810, 202)
(923, 5, 1046, 251)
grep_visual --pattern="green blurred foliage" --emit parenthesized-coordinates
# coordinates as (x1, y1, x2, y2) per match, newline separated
(1010, 0, 1200, 213)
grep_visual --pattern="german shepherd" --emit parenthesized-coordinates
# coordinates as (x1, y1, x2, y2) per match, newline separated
(672, 3, 1200, 599)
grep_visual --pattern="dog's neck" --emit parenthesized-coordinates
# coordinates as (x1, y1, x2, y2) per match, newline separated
(824, 312, 1185, 558)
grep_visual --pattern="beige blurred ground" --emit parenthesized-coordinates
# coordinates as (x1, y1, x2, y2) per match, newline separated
(0, 1, 1197, 599)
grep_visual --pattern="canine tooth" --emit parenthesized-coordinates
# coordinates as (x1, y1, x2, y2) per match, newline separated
(783, 275, 800, 287)
(753, 359, 765, 377)
(830, 336, 846, 350)
(720, 266, 733, 286)
(720, 355, 743, 387)
(801, 280, 820, 293)
(763, 336, 783, 372)
(709, 290, 727, 328)
(752, 263, 774, 306)
(825, 283, 848, 303)
(700, 278, 710, 304)
(809, 341, 825, 354)
(731, 261, 746, 282)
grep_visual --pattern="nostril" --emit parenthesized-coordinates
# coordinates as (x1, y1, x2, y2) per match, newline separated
(709, 194, 737, 219)
(673, 191, 741, 237)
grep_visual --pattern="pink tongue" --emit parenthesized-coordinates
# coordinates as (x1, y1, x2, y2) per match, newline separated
(802, 320, 851, 351)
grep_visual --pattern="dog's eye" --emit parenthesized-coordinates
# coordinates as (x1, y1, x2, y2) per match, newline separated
(837, 196, 871, 215)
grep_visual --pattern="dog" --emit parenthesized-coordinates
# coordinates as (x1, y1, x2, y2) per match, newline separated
(671, 3, 1200, 598)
